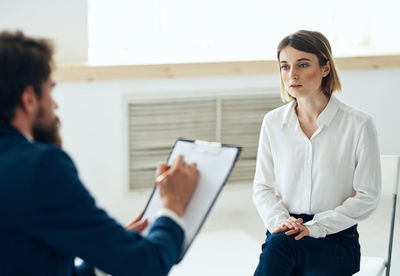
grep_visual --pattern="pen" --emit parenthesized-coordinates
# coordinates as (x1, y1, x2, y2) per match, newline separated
(156, 167, 171, 184)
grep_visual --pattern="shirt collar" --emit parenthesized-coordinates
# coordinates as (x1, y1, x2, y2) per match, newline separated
(281, 96, 340, 129)
(281, 100, 297, 128)
(21, 131, 34, 142)
(316, 96, 340, 127)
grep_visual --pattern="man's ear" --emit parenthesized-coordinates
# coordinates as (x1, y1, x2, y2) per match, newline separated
(20, 85, 39, 115)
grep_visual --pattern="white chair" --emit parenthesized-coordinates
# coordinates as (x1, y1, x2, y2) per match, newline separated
(355, 155, 400, 276)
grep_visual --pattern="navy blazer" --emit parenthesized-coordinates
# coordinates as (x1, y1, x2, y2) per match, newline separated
(0, 124, 184, 276)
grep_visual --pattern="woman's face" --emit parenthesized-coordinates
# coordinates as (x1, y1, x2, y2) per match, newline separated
(279, 46, 330, 100)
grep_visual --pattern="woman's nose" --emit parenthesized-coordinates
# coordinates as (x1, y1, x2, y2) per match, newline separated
(289, 68, 298, 80)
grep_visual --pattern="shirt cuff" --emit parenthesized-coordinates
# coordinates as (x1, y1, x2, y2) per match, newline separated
(304, 221, 326, 238)
(156, 208, 185, 231)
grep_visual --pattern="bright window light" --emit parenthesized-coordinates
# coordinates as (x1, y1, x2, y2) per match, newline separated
(88, 0, 400, 66)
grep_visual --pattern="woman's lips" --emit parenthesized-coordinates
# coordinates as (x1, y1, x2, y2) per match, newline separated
(290, 84, 302, 89)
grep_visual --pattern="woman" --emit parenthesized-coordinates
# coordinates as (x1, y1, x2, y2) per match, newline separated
(253, 30, 381, 275)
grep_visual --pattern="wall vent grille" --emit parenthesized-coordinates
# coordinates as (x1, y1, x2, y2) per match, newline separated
(126, 91, 283, 190)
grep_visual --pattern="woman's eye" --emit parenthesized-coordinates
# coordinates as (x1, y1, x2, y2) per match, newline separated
(299, 63, 308, 68)
(281, 65, 289, 70)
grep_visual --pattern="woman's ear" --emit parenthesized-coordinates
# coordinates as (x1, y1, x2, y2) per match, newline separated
(322, 60, 331, 77)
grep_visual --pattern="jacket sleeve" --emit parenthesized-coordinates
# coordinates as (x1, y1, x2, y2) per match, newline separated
(24, 147, 183, 276)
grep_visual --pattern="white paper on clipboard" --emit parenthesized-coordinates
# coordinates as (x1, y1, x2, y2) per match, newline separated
(141, 139, 241, 261)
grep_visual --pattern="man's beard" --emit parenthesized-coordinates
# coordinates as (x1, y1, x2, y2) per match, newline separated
(33, 116, 62, 147)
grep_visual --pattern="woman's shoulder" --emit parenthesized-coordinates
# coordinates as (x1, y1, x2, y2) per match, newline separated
(335, 97, 373, 125)
(263, 100, 294, 122)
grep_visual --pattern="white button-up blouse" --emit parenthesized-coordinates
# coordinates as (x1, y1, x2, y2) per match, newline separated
(253, 96, 381, 238)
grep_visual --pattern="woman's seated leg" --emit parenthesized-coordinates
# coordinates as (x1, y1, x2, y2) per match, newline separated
(254, 230, 359, 276)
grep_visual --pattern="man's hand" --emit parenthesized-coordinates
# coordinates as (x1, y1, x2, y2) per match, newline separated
(125, 212, 148, 232)
(156, 155, 199, 217)
(272, 216, 310, 240)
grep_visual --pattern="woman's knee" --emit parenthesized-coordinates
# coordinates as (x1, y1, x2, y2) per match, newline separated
(267, 232, 295, 246)
(255, 232, 298, 275)
(263, 232, 297, 255)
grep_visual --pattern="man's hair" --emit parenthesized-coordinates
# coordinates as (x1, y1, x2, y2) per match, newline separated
(0, 31, 53, 123)
(277, 30, 342, 102)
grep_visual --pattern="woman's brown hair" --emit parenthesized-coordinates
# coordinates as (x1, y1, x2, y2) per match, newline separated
(277, 30, 341, 102)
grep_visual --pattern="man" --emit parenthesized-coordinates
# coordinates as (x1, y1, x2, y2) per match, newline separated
(0, 31, 199, 276)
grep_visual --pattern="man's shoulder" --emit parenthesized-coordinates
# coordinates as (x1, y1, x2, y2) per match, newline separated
(1, 133, 55, 164)
(33, 143, 73, 165)
(0, 136, 77, 217)
(0, 137, 77, 187)
(16, 139, 73, 168)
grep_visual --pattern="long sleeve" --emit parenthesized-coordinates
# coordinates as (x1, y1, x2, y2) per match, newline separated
(24, 147, 183, 276)
(253, 115, 290, 232)
(304, 117, 381, 238)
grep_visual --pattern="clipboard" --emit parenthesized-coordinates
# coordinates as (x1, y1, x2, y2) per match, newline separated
(141, 138, 241, 261)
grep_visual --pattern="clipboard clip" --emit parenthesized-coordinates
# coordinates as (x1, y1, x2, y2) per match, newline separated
(195, 140, 221, 147)
(194, 140, 222, 154)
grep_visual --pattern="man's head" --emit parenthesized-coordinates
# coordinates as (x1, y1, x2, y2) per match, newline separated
(0, 31, 60, 145)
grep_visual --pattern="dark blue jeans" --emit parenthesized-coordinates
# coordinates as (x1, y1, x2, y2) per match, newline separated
(254, 214, 360, 276)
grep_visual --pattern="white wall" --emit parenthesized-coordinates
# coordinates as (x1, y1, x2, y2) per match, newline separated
(0, 0, 87, 63)
(337, 69, 400, 155)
